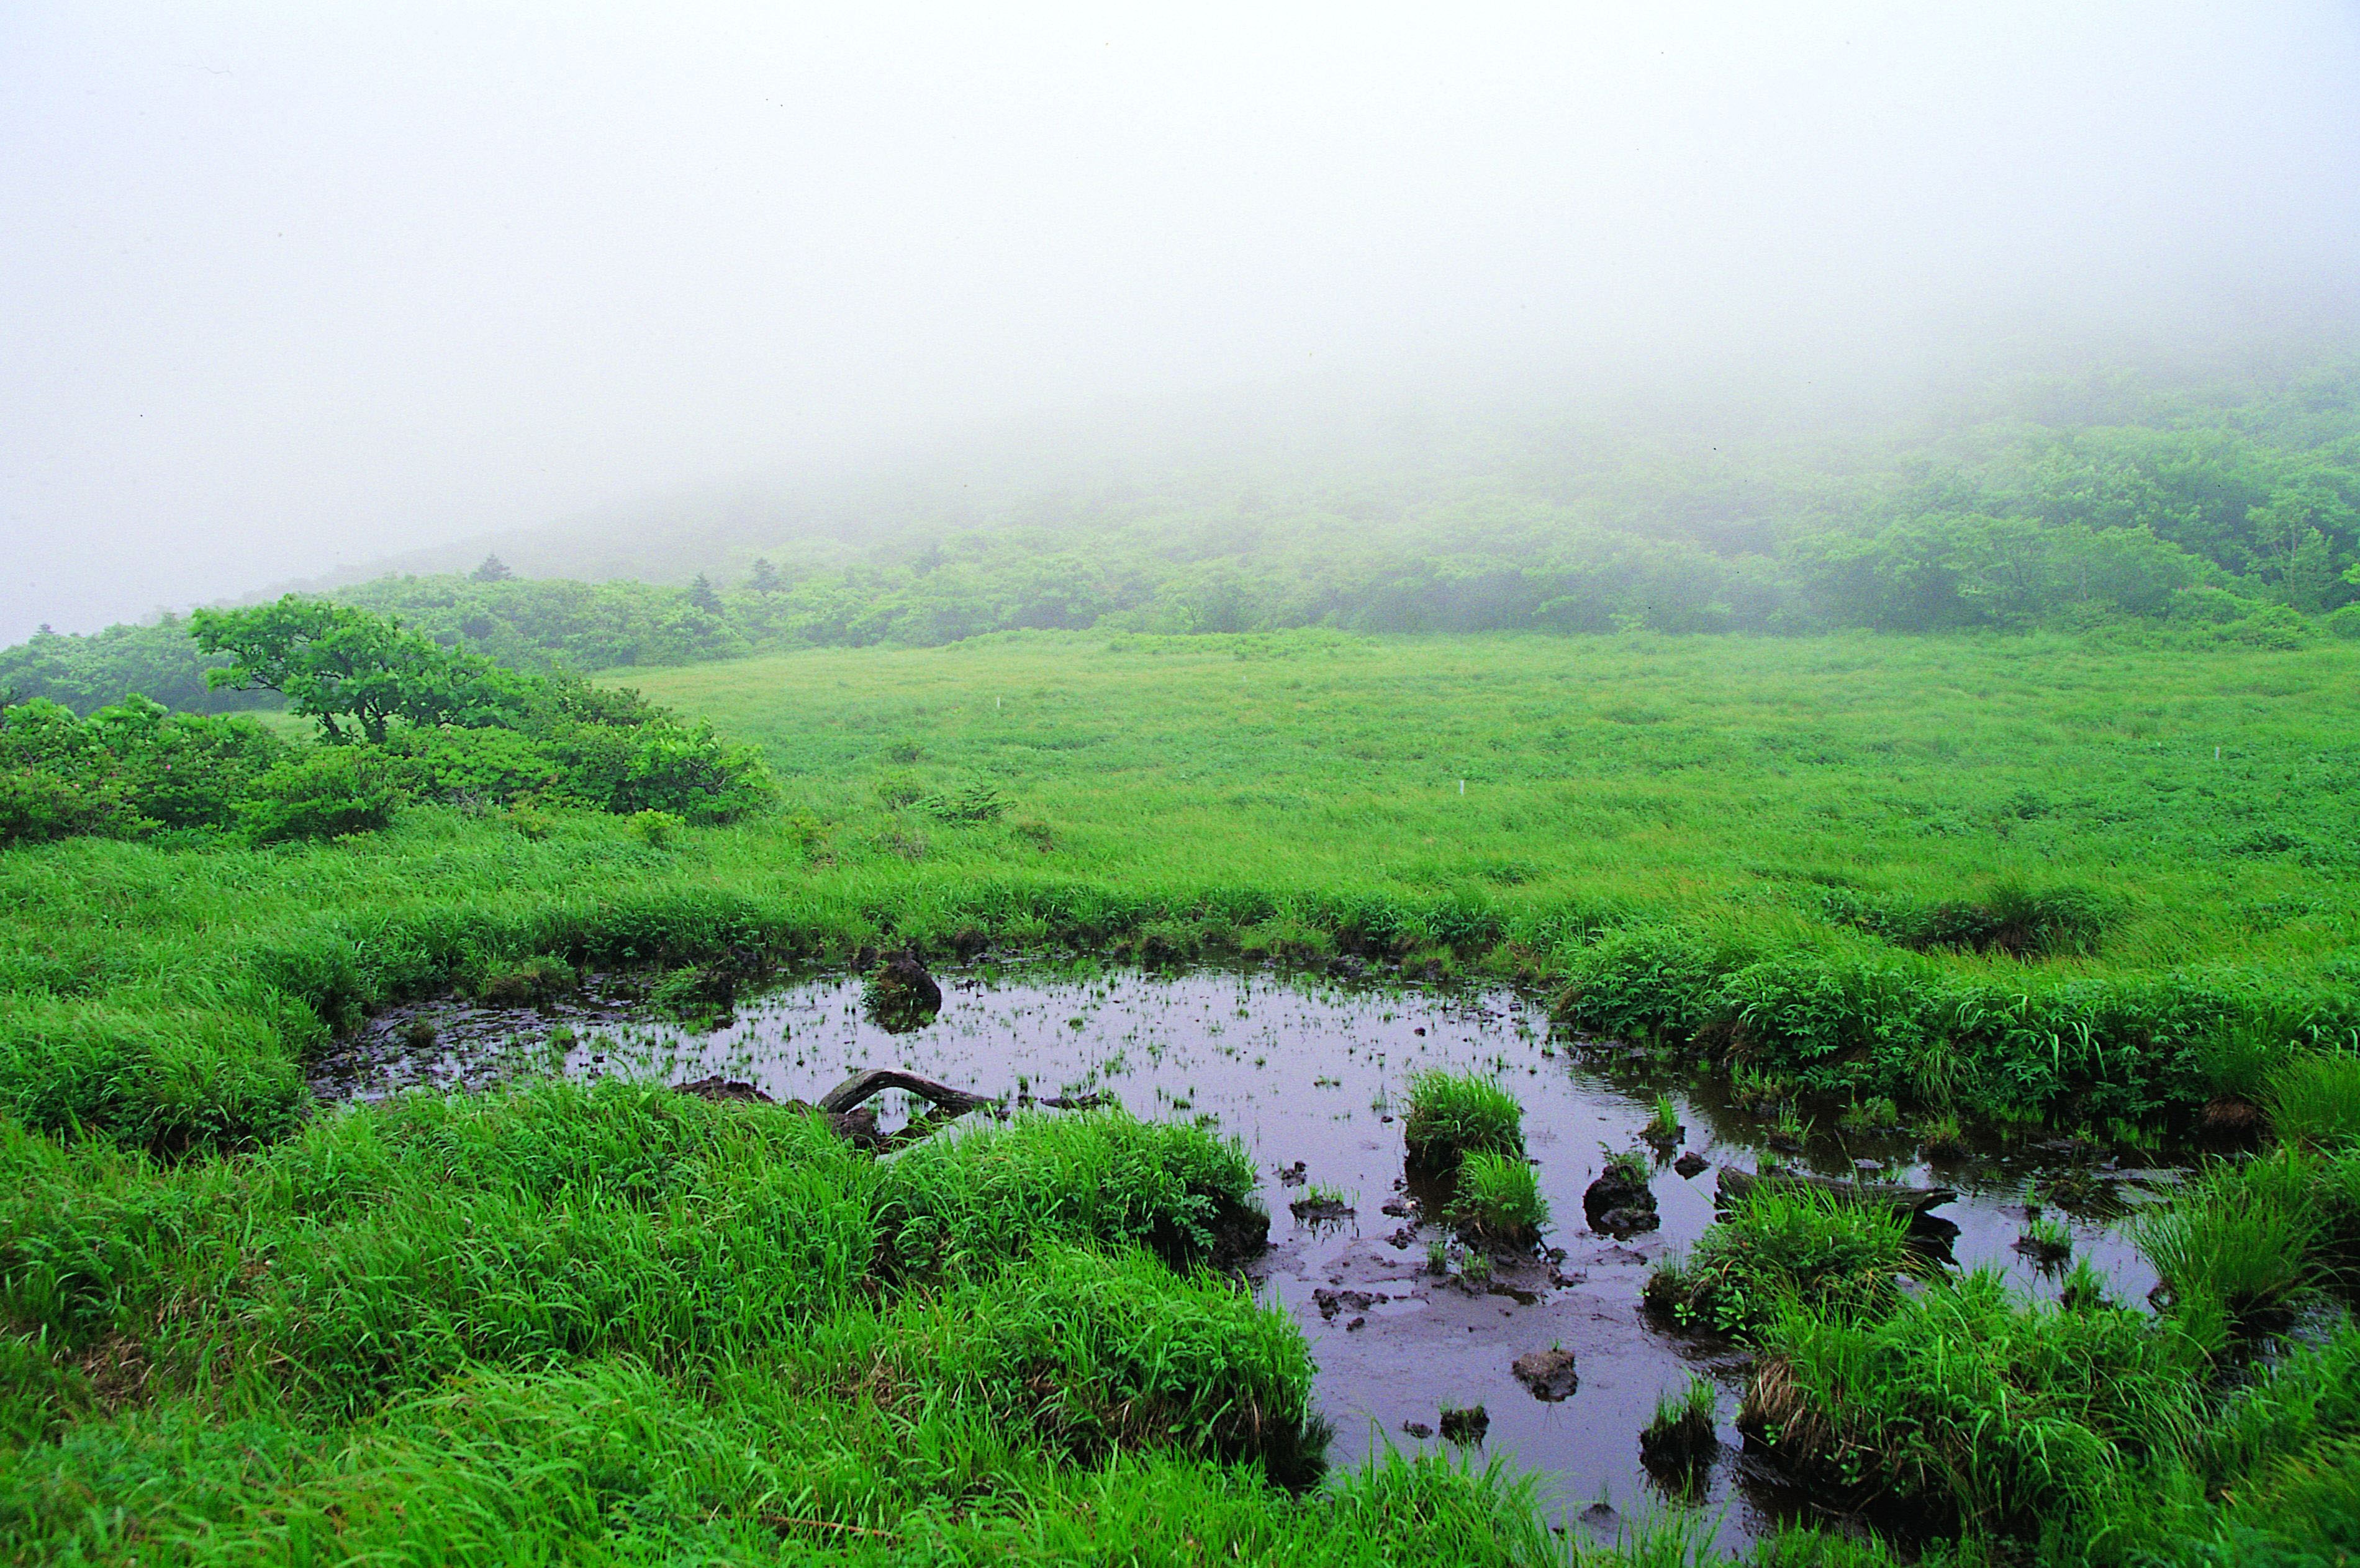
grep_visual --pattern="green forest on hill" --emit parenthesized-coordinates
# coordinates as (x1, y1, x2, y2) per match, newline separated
(6, 358, 2360, 718)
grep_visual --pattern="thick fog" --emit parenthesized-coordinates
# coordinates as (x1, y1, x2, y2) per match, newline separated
(4, 2, 2357, 642)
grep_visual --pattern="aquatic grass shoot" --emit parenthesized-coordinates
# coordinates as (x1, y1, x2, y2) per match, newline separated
(1638, 1372, 1719, 1472)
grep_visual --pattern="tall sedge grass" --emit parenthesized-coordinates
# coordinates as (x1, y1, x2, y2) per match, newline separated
(2134, 1145, 2325, 1323)
(2269, 1051, 2360, 1149)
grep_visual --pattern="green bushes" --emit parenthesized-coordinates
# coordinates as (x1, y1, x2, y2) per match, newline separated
(1, 601, 776, 850)
(1401, 1070, 1524, 1169)
(236, 745, 405, 842)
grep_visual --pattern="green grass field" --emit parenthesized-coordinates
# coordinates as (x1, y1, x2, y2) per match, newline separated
(6, 628, 2359, 1566)
(628, 628, 2360, 969)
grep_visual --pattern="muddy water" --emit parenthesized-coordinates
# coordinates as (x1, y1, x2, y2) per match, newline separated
(320, 965, 2181, 1551)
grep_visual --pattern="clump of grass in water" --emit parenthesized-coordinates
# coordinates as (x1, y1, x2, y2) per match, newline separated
(1919, 1111, 1968, 1160)
(1600, 1147, 1651, 1188)
(1449, 1150, 1548, 1248)
(1401, 1070, 1523, 1168)
(1638, 1372, 1719, 1472)
(1645, 1186, 1915, 1336)
(1642, 1093, 1682, 1143)
(2015, 1212, 2073, 1268)
(2135, 1145, 2323, 1329)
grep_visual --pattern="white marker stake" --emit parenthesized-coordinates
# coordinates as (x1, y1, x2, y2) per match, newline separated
(1458, 779, 1465, 795)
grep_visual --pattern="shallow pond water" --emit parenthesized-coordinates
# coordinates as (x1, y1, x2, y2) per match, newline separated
(320, 964, 2184, 1551)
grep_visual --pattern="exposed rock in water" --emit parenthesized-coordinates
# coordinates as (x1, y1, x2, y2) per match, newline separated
(1313, 1287, 1387, 1321)
(1437, 1404, 1488, 1444)
(674, 1076, 774, 1104)
(1673, 1151, 1708, 1179)
(1290, 1193, 1354, 1222)
(1400, 1420, 1434, 1440)
(1583, 1169, 1657, 1236)
(863, 951, 944, 1032)
(1511, 1346, 1578, 1402)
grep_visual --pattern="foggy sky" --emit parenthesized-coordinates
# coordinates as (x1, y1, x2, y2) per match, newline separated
(4, 2, 2358, 642)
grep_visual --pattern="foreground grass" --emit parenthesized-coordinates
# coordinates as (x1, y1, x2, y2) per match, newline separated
(2, 1084, 1584, 1563)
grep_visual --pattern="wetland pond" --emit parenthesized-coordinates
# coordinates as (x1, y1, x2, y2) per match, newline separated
(319, 964, 2186, 1552)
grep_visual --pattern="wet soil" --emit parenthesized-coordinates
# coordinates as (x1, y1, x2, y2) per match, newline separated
(316, 963, 2181, 1552)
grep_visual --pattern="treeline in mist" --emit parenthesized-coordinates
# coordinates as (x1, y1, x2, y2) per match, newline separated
(6, 356, 2360, 714)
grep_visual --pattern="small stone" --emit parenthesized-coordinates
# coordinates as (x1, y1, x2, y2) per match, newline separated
(1511, 1346, 1579, 1402)
(1673, 1151, 1707, 1179)
(1401, 1420, 1434, 1439)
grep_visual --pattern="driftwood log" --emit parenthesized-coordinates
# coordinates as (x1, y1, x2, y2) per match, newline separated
(819, 1067, 993, 1119)
(677, 1068, 1001, 1151)
(1717, 1165, 1957, 1215)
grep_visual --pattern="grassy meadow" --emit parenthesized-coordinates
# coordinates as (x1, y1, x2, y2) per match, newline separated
(625, 628, 2360, 970)
(5, 627, 2360, 1566)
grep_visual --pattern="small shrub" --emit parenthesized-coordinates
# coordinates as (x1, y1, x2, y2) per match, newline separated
(1449, 1150, 1548, 1247)
(237, 747, 404, 843)
(1401, 1070, 1524, 1168)
(623, 809, 686, 849)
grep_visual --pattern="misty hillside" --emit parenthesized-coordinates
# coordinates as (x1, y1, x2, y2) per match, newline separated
(6, 350, 2359, 714)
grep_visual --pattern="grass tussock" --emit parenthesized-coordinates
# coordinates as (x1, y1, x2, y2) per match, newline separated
(1645, 1185, 1916, 1335)
(2135, 1145, 2325, 1327)
(1447, 1150, 1548, 1248)
(1401, 1070, 1524, 1169)
(1638, 1373, 1718, 1472)
(2269, 1050, 2360, 1150)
